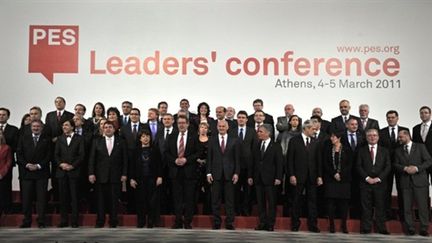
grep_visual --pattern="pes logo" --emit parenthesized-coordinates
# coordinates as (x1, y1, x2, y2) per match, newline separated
(28, 25, 79, 83)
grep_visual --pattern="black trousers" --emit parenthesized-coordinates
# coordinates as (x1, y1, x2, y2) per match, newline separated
(402, 185, 430, 232)
(0, 178, 9, 217)
(21, 178, 48, 225)
(171, 177, 197, 225)
(255, 177, 277, 227)
(95, 183, 121, 225)
(58, 176, 79, 224)
(211, 179, 235, 226)
(291, 181, 318, 228)
(235, 168, 253, 215)
(135, 177, 161, 226)
(360, 184, 387, 232)
(327, 198, 349, 223)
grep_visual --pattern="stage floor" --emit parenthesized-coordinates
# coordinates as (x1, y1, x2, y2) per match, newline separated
(0, 228, 430, 243)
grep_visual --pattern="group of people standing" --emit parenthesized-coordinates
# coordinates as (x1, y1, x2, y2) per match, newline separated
(0, 97, 431, 237)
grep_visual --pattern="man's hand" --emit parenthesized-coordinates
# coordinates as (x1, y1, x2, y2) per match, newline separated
(248, 178, 253, 186)
(207, 174, 213, 184)
(232, 174, 239, 184)
(334, 173, 341, 181)
(156, 177, 163, 186)
(317, 177, 323, 186)
(274, 179, 281, 186)
(130, 179, 138, 189)
(89, 175, 96, 184)
(290, 176, 297, 186)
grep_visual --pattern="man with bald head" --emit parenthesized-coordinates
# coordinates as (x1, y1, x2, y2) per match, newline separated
(276, 104, 302, 137)
(331, 99, 361, 134)
(210, 106, 236, 135)
(207, 120, 240, 230)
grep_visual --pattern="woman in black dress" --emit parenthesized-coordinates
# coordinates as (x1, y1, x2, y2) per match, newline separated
(196, 122, 211, 214)
(130, 130, 163, 228)
(323, 132, 352, 233)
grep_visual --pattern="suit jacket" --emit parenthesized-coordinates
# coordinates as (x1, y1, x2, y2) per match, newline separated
(321, 119, 332, 135)
(287, 134, 322, 184)
(144, 120, 164, 141)
(394, 143, 432, 188)
(322, 144, 352, 184)
(412, 122, 432, 160)
(2, 124, 19, 164)
(341, 130, 365, 165)
(54, 134, 85, 178)
(236, 126, 257, 169)
(154, 127, 177, 163)
(207, 134, 241, 181)
(88, 135, 128, 184)
(16, 134, 51, 179)
(356, 145, 391, 188)
(120, 122, 146, 150)
(249, 140, 283, 186)
(379, 125, 409, 159)
(247, 112, 275, 127)
(164, 131, 199, 179)
(45, 110, 74, 139)
(210, 119, 236, 137)
(330, 115, 361, 134)
(358, 118, 380, 132)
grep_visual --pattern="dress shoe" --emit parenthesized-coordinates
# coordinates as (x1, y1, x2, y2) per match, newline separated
(419, 230, 429, 237)
(71, 223, 79, 228)
(267, 226, 274, 231)
(184, 224, 192, 229)
(225, 224, 235, 230)
(255, 224, 267, 231)
(38, 223, 46, 228)
(137, 224, 145, 228)
(341, 227, 349, 234)
(171, 223, 183, 229)
(19, 223, 31, 228)
(407, 229, 416, 236)
(109, 224, 117, 228)
(329, 225, 335, 233)
(378, 230, 390, 235)
(147, 223, 154, 229)
(58, 222, 69, 228)
(95, 223, 104, 228)
(212, 224, 221, 230)
(309, 226, 320, 233)
(291, 226, 299, 232)
(360, 229, 371, 234)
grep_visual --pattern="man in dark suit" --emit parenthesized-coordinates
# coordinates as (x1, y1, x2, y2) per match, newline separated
(88, 121, 128, 228)
(312, 107, 331, 134)
(341, 117, 365, 218)
(356, 129, 391, 234)
(120, 101, 132, 126)
(16, 120, 50, 228)
(210, 106, 236, 136)
(173, 99, 198, 130)
(0, 107, 19, 213)
(358, 104, 380, 132)
(379, 110, 409, 220)
(225, 106, 237, 123)
(287, 120, 323, 233)
(412, 106, 432, 185)
(207, 120, 240, 230)
(54, 119, 85, 228)
(157, 101, 168, 123)
(247, 99, 274, 129)
(331, 99, 361, 134)
(234, 111, 256, 216)
(248, 124, 283, 231)
(394, 130, 432, 236)
(45, 97, 74, 201)
(145, 108, 164, 142)
(120, 108, 145, 213)
(165, 115, 199, 229)
(249, 110, 275, 141)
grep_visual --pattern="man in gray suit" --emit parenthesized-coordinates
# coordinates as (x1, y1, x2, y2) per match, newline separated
(394, 130, 432, 236)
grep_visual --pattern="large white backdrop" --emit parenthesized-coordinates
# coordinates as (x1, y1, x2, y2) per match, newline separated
(1, 0, 432, 192)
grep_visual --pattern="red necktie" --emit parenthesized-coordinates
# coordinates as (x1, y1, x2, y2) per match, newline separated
(221, 136, 225, 153)
(178, 132, 185, 157)
(370, 146, 375, 164)
(57, 111, 61, 121)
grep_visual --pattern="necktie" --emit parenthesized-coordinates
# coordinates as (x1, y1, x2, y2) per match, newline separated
(343, 116, 347, 123)
(151, 122, 156, 138)
(107, 137, 113, 156)
(256, 124, 260, 132)
(132, 124, 137, 137)
(165, 129, 170, 140)
(33, 136, 39, 147)
(0, 124, 3, 132)
(123, 116, 128, 125)
(306, 137, 310, 147)
(178, 132, 185, 157)
(57, 111, 61, 121)
(261, 141, 266, 158)
(362, 119, 367, 129)
(421, 123, 428, 142)
(220, 135, 225, 153)
(370, 146, 375, 164)
(239, 128, 244, 141)
(390, 127, 396, 143)
(404, 144, 409, 155)
(350, 133, 356, 151)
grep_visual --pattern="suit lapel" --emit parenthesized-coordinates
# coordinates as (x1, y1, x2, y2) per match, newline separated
(263, 141, 272, 159)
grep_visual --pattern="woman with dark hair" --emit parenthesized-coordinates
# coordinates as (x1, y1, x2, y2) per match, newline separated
(89, 102, 106, 133)
(130, 130, 163, 228)
(107, 107, 121, 133)
(323, 132, 352, 233)
(278, 115, 301, 156)
(194, 102, 214, 128)
(0, 133, 12, 220)
(20, 114, 32, 129)
(196, 122, 211, 214)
